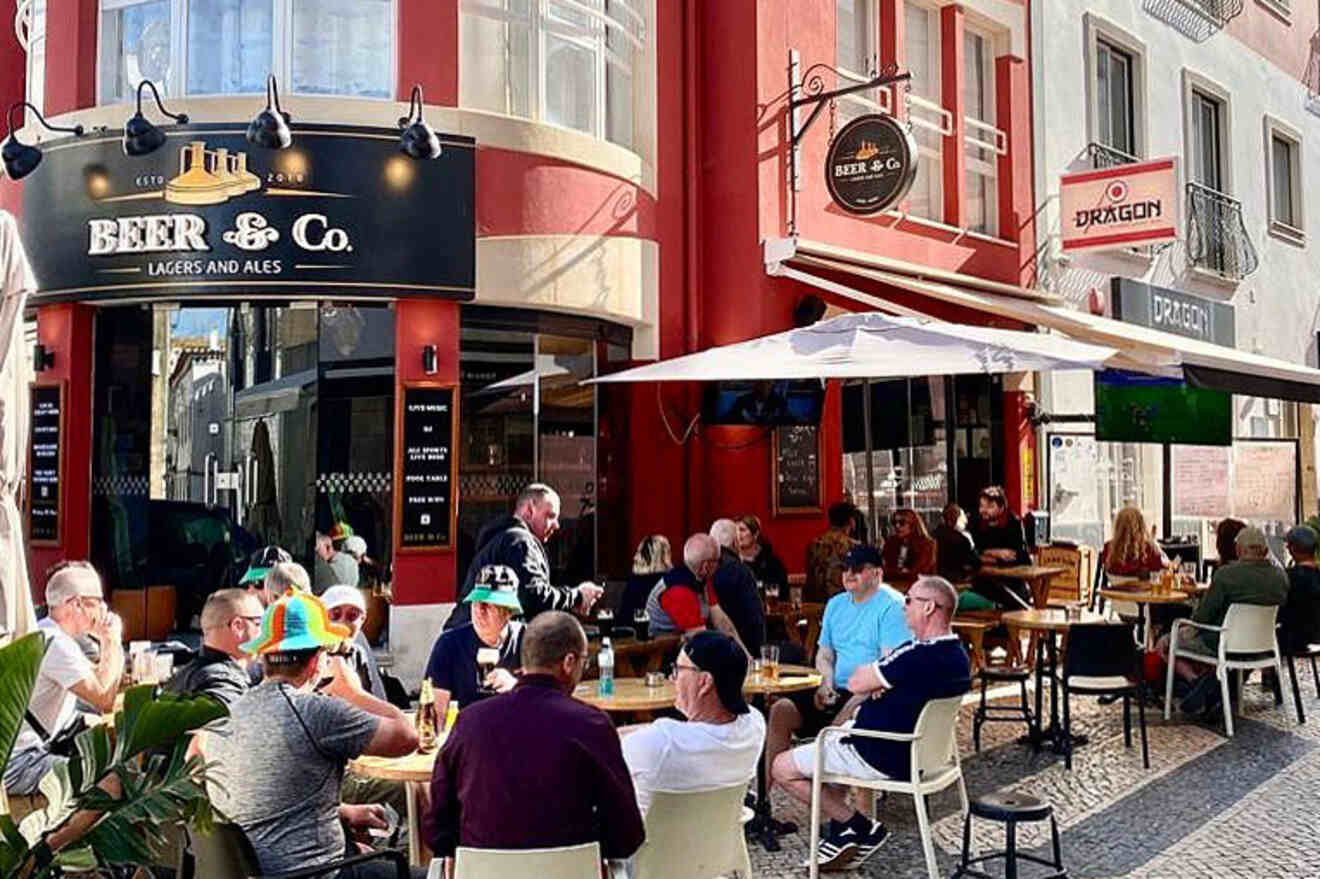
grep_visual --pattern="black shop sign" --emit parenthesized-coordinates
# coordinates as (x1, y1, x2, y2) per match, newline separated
(825, 114, 918, 215)
(22, 124, 475, 304)
(395, 385, 458, 551)
(28, 383, 64, 545)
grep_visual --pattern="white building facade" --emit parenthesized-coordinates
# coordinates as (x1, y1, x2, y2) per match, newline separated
(1032, 0, 1320, 555)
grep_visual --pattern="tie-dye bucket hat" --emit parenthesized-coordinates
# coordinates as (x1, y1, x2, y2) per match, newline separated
(241, 589, 352, 655)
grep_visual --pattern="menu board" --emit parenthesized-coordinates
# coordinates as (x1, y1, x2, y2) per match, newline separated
(1231, 442, 1296, 521)
(1172, 445, 1231, 518)
(773, 425, 823, 515)
(395, 385, 457, 550)
(28, 383, 63, 544)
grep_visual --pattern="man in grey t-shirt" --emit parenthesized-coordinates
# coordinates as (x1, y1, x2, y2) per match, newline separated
(199, 591, 422, 877)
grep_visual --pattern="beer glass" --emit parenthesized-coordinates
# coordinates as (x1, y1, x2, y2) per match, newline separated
(634, 610, 651, 641)
(760, 645, 780, 682)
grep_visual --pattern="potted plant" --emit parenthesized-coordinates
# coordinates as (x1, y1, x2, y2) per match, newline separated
(0, 633, 227, 878)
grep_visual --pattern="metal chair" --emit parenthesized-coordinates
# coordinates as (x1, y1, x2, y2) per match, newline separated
(633, 784, 752, 878)
(1058, 622, 1148, 770)
(1164, 603, 1292, 737)
(971, 665, 1033, 752)
(186, 823, 409, 879)
(1279, 637, 1320, 725)
(808, 695, 968, 879)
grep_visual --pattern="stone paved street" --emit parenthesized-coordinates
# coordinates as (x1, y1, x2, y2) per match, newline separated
(749, 678, 1320, 878)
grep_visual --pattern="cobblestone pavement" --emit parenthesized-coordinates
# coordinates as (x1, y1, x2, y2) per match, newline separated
(749, 678, 1320, 878)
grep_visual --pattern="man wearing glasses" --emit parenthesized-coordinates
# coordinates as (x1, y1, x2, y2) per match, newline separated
(772, 576, 971, 871)
(968, 485, 1033, 608)
(4, 563, 124, 797)
(763, 545, 911, 811)
(164, 588, 264, 708)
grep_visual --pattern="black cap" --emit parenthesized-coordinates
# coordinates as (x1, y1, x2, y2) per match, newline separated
(251, 545, 292, 568)
(684, 631, 749, 715)
(842, 544, 883, 569)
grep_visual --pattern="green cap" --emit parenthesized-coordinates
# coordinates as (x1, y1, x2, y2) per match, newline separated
(463, 564, 523, 613)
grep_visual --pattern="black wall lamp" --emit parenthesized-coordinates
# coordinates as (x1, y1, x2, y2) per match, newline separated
(2, 102, 84, 180)
(33, 343, 54, 373)
(421, 345, 438, 375)
(398, 85, 441, 160)
(123, 80, 189, 157)
(247, 74, 292, 149)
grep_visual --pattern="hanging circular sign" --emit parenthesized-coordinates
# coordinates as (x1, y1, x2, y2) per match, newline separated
(824, 113, 918, 215)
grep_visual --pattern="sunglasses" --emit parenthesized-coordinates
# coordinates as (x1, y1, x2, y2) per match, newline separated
(905, 594, 951, 612)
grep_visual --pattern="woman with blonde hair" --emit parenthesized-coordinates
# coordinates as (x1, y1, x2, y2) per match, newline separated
(618, 534, 672, 623)
(1102, 507, 1165, 576)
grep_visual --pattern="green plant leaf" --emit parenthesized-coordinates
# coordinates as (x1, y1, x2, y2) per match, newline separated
(79, 755, 211, 866)
(0, 814, 26, 874)
(70, 723, 113, 794)
(0, 633, 47, 771)
(112, 687, 227, 764)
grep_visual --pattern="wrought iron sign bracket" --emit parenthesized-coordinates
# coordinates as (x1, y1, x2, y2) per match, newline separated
(786, 49, 909, 235)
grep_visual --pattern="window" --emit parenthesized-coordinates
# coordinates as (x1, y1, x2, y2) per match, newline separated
(24, 0, 47, 113)
(98, 0, 394, 103)
(1095, 40, 1134, 156)
(835, 0, 881, 125)
(904, 3, 943, 222)
(1266, 119, 1303, 240)
(1190, 89, 1224, 190)
(460, 0, 649, 153)
(963, 28, 997, 236)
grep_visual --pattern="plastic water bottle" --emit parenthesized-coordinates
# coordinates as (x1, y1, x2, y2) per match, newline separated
(598, 638, 615, 697)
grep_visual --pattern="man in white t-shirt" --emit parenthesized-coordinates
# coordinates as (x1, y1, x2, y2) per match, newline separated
(4, 563, 125, 796)
(621, 631, 766, 816)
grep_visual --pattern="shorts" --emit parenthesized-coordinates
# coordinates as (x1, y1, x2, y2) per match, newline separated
(3, 746, 65, 797)
(789, 722, 891, 782)
(785, 687, 853, 737)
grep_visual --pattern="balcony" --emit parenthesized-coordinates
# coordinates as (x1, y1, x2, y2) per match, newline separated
(1087, 142, 1139, 170)
(1186, 182, 1258, 281)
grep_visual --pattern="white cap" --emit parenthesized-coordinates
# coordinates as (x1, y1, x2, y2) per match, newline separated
(344, 535, 368, 557)
(321, 585, 367, 614)
(46, 563, 103, 606)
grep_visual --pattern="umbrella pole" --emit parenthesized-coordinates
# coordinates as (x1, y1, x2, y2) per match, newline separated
(863, 379, 877, 544)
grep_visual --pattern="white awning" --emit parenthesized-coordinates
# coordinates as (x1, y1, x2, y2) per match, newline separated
(772, 239, 1320, 402)
(587, 312, 1120, 383)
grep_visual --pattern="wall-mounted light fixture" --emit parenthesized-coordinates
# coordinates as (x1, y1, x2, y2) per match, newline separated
(247, 75, 292, 150)
(397, 85, 442, 160)
(33, 343, 54, 372)
(421, 344, 438, 375)
(2, 102, 84, 180)
(123, 80, 189, 157)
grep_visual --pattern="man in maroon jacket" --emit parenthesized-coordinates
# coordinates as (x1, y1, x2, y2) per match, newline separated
(424, 611, 645, 867)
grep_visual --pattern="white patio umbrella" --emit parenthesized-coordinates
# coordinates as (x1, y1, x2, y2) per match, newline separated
(0, 211, 38, 640)
(587, 312, 1127, 383)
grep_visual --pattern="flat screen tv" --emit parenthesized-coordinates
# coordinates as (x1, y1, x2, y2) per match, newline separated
(1093, 369, 1231, 445)
(702, 379, 825, 426)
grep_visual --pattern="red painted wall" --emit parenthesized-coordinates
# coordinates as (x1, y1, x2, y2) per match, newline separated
(43, 0, 96, 117)
(391, 299, 460, 605)
(0, 7, 25, 218)
(397, 0, 458, 106)
(27, 304, 95, 600)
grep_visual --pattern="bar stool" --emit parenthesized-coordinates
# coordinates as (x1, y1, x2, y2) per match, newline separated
(972, 666, 1034, 752)
(953, 791, 1068, 879)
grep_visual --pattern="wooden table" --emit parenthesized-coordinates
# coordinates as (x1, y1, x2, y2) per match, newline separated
(572, 664, 821, 712)
(585, 633, 681, 679)
(349, 729, 449, 868)
(980, 565, 1070, 609)
(1002, 608, 1121, 754)
(1099, 586, 1200, 649)
(765, 602, 825, 660)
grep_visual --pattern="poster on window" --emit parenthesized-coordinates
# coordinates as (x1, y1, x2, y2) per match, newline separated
(1231, 442, 1296, 521)
(1047, 435, 1100, 524)
(1172, 446, 1231, 518)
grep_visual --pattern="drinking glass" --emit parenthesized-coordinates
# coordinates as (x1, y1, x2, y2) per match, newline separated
(597, 608, 614, 638)
(476, 647, 500, 690)
(764, 583, 780, 609)
(789, 586, 803, 610)
(152, 652, 174, 684)
(759, 645, 780, 682)
(634, 610, 651, 641)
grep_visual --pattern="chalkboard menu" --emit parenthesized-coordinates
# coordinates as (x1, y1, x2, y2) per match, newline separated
(395, 385, 458, 550)
(772, 425, 823, 515)
(28, 383, 64, 544)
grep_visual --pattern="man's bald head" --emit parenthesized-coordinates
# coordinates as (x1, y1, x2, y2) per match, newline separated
(684, 533, 719, 569)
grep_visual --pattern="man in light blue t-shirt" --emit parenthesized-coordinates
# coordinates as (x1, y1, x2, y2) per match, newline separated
(764, 544, 912, 793)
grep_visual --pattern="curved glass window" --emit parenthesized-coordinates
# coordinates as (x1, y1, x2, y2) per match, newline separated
(99, 0, 394, 103)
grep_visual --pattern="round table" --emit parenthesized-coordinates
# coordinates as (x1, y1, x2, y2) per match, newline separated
(573, 678, 677, 712)
(740, 664, 821, 852)
(348, 730, 448, 868)
(1002, 608, 1123, 754)
(979, 565, 1071, 608)
(1099, 587, 1199, 650)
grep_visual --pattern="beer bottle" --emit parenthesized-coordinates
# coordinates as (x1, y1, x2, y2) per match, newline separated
(417, 679, 439, 753)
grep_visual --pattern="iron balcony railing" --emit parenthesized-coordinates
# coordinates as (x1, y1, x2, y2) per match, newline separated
(1186, 181, 1259, 280)
(1087, 142, 1139, 169)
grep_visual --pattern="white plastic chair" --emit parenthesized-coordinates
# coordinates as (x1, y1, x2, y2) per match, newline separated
(1163, 603, 1287, 737)
(809, 694, 969, 879)
(437, 841, 605, 879)
(633, 783, 753, 878)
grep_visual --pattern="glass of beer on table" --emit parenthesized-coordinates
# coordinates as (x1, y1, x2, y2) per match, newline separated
(760, 645, 780, 682)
